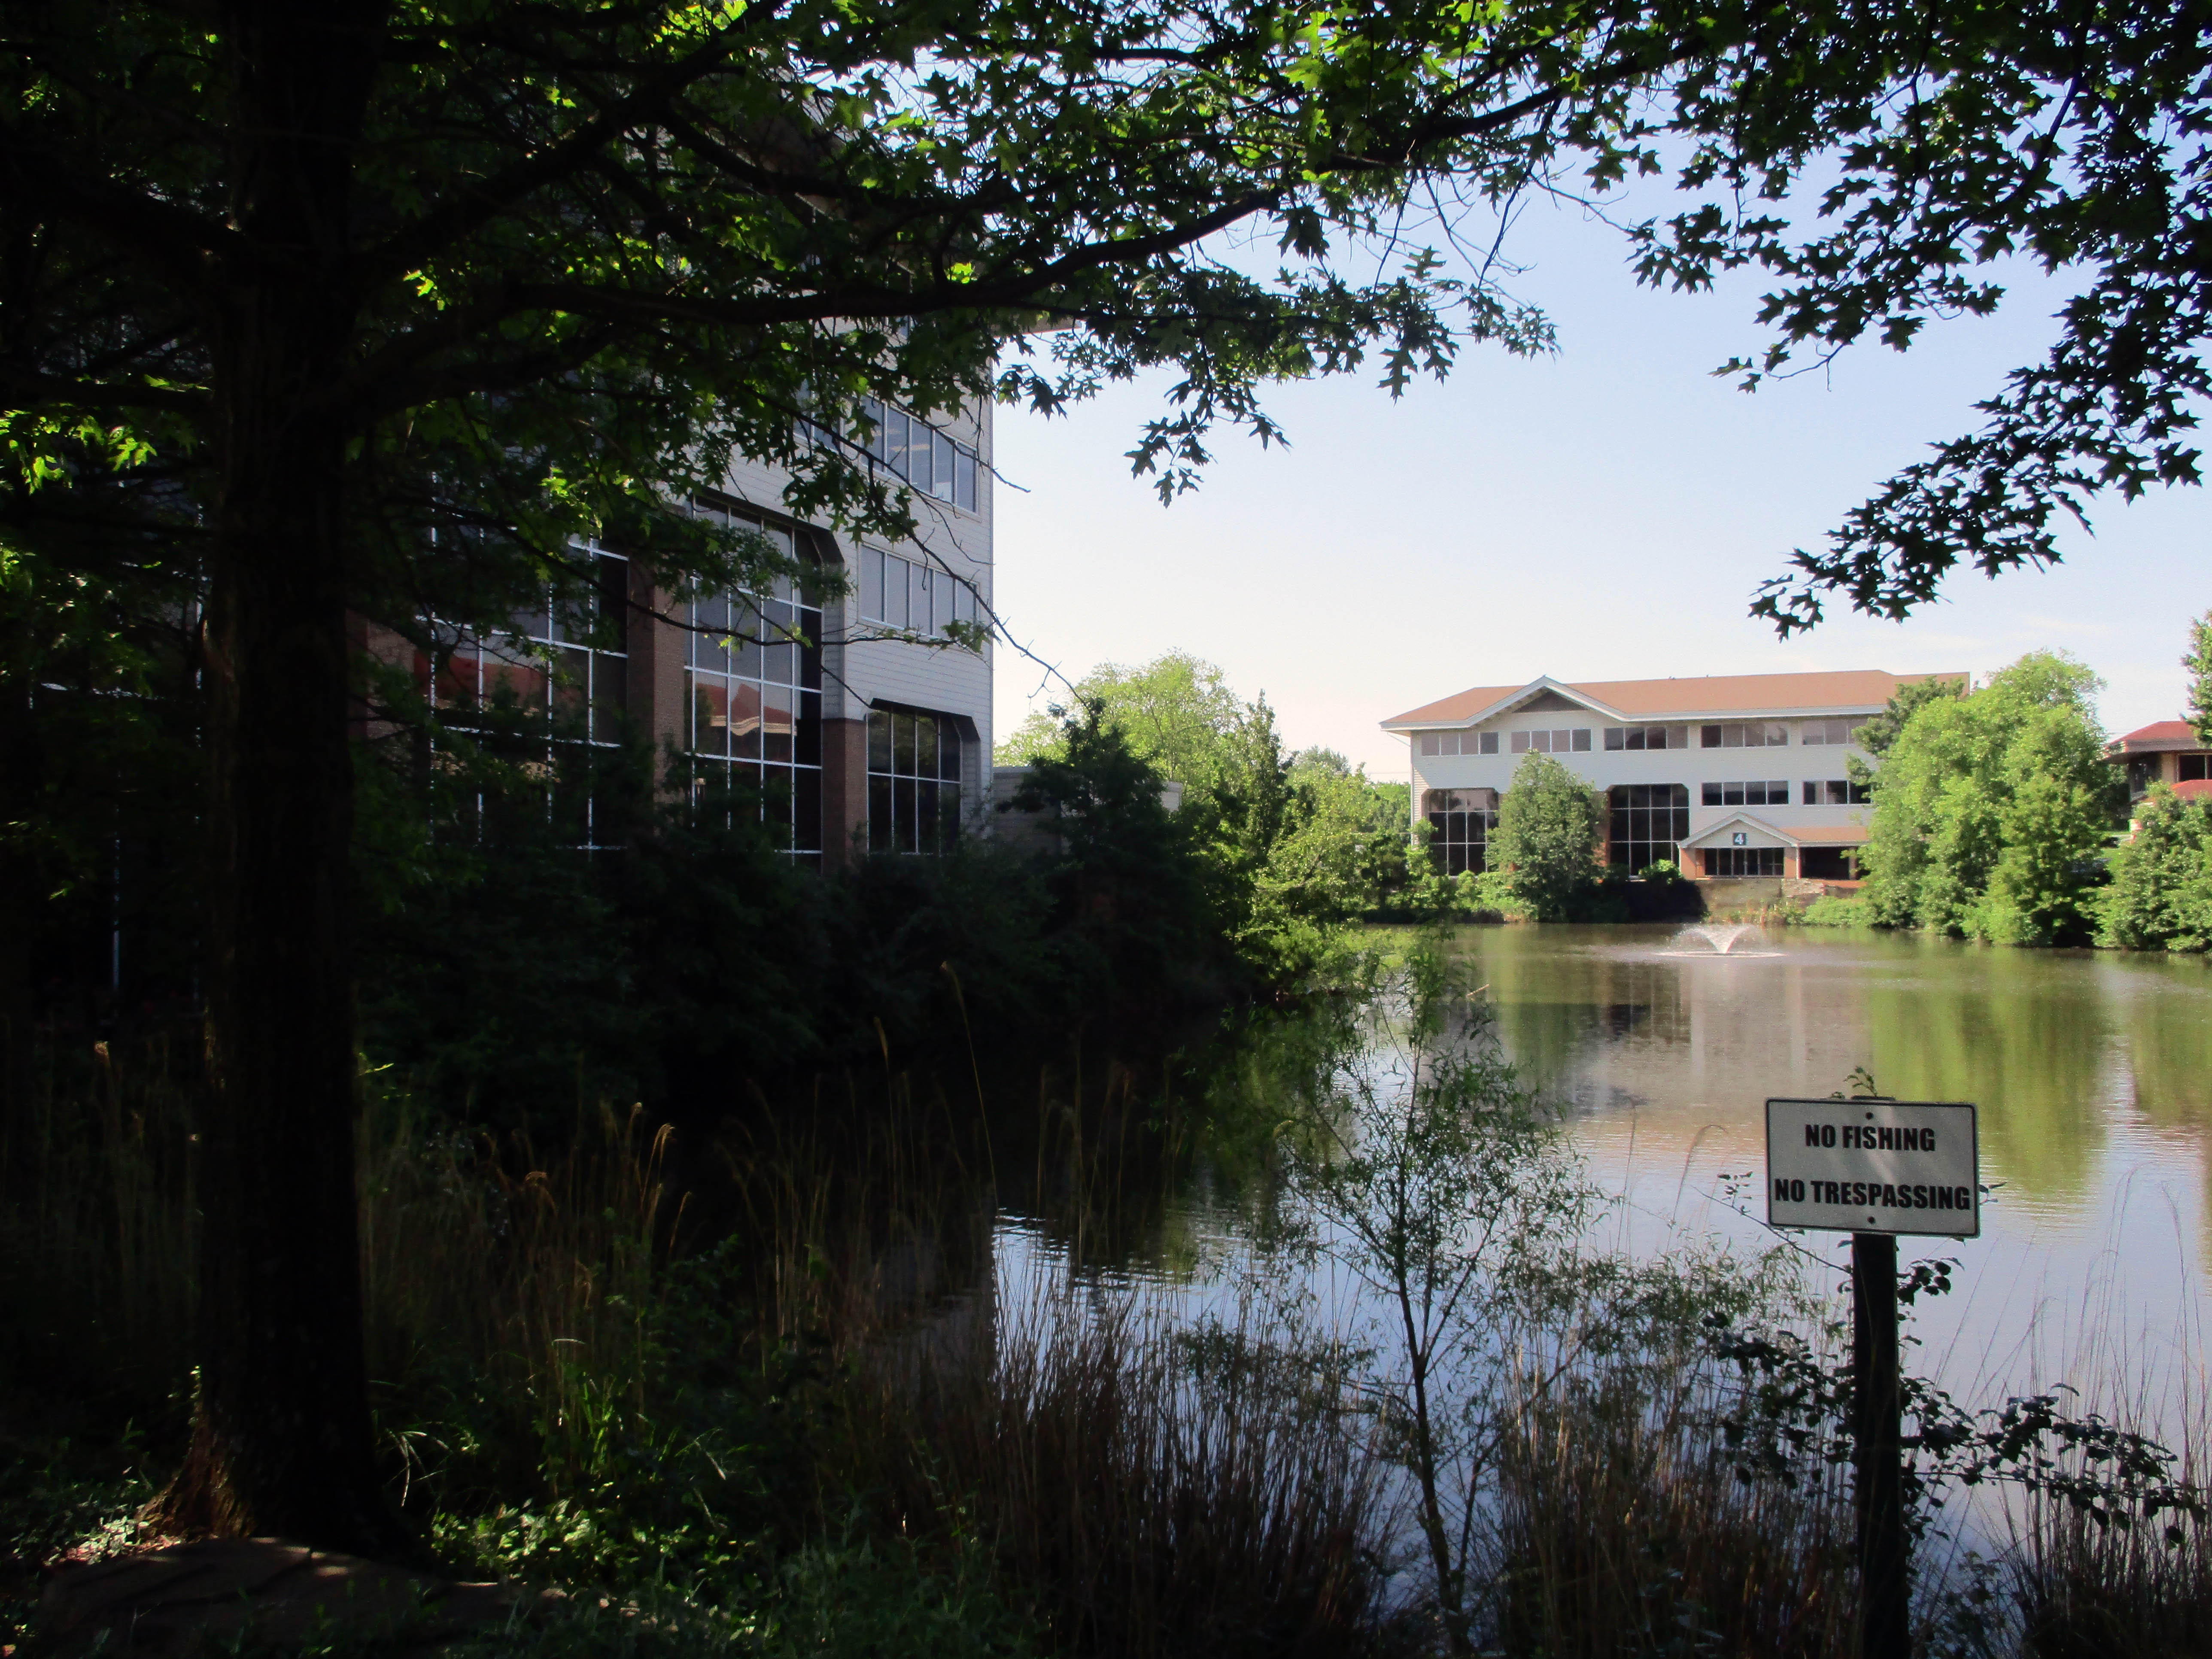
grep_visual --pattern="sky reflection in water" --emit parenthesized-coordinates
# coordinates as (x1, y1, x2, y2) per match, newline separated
(1452, 923, 2212, 1423)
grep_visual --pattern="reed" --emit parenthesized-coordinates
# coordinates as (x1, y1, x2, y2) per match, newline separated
(1488, 1342, 1856, 1657)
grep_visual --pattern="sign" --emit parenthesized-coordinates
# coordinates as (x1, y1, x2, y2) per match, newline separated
(1765, 1097, 1979, 1237)
(1731, 831, 1747, 845)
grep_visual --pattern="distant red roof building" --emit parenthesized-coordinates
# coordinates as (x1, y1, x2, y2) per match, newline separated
(2107, 721, 2212, 800)
(2105, 720, 2202, 756)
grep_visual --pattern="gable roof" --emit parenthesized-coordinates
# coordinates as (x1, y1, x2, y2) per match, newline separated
(2106, 720, 2204, 756)
(1382, 669, 1963, 730)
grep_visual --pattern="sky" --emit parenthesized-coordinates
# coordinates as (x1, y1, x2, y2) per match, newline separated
(988, 193, 2205, 779)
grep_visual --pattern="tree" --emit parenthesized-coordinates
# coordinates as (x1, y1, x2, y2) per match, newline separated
(2186, 611, 2212, 748)
(997, 653, 1249, 789)
(1003, 657, 1414, 969)
(1490, 752, 1603, 921)
(1849, 677, 1969, 764)
(1279, 954, 1592, 1654)
(2099, 785, 2212, 951)
(1859, 653, 2119, 943)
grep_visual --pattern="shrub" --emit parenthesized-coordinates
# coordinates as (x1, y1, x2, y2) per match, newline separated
(1795, 895, 1870, 927)
(2098, 786, 2212, 951)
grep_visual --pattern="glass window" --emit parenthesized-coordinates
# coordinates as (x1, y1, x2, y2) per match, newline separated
(932, 432, 956, 501)
(860, 548, 884, 620)
(955, 447, 978, 511)
(1605, 727, 1626, 751)
(1511, 731, 1530, 754)
(2183, 755, 2210, 782)
(867, 705, 964, 854)
(426, 542, 632, 848)
(1421, 733, 1440, 757)
(1703, 846, 1785, 877)
(1607, 784, 1689, 872)
(1802, 717, 1855, 746)
(884, 553, 909, 628)
(1479, 732, 1499, 754)
(1571, 729, 1592, 752)
(1422, 788, 1498, 877)
(684, 540, 824, 860)
(909, 421, 934, 493)
(1803, 778, 1871, 805)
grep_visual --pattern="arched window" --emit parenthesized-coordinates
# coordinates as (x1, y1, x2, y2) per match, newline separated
(1423, 788, 1497, 876)
(1607, 784, 1688, 873)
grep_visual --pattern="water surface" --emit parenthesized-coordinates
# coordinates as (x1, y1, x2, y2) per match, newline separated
(1452, 923, 2212, 1416)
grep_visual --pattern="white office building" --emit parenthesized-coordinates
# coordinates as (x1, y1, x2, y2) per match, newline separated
(1381, 670, 1962, 884)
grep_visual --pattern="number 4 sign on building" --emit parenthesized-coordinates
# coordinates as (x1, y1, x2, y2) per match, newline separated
(1765, 1095, 1981, 1659)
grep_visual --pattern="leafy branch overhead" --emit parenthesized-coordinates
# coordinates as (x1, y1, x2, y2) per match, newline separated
(9, 0, 2204, 631)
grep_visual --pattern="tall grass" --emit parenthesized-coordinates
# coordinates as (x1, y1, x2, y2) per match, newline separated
(9, 1020, 2212, 1659)
(0, 1033, 197, 1410)
(1488, 1344, 1855, 1656)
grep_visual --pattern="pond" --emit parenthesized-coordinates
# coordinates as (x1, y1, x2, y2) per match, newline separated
(997, 921, 2212, 1435)
(1452, 921, 2212, 1420)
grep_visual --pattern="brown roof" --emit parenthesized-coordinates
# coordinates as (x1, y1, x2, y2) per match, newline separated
(1382, 670, 1963, 729)
(2106, 720, 2203, 755)
(2176, 779, 2212, 801)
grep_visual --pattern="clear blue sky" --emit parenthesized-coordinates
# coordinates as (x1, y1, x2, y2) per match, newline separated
(990, 196, 2203, 777)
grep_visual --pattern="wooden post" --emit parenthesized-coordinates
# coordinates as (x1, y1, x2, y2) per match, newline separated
(1852, 1231, 1908, 1659)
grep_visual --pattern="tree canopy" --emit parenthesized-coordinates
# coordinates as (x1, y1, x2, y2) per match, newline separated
(1858, 653, 2120, 943)
(2185, 610, 2212, 746)
(1491, 751, 1603, 921)
(1003, 654, 1416, 973)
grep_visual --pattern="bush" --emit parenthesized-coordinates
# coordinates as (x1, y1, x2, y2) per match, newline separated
(1793, 894, 1871, 927)
(2098, 786, 2212, 951)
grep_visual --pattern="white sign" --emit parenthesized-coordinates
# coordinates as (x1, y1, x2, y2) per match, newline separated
(1765, 1097, 1979, 1237)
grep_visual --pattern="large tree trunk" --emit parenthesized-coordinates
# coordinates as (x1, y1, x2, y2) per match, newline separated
(150, 0, 408, 1555)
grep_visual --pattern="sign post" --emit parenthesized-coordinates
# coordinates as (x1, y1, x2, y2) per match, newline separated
(1765, 1097, 1979, 1659)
